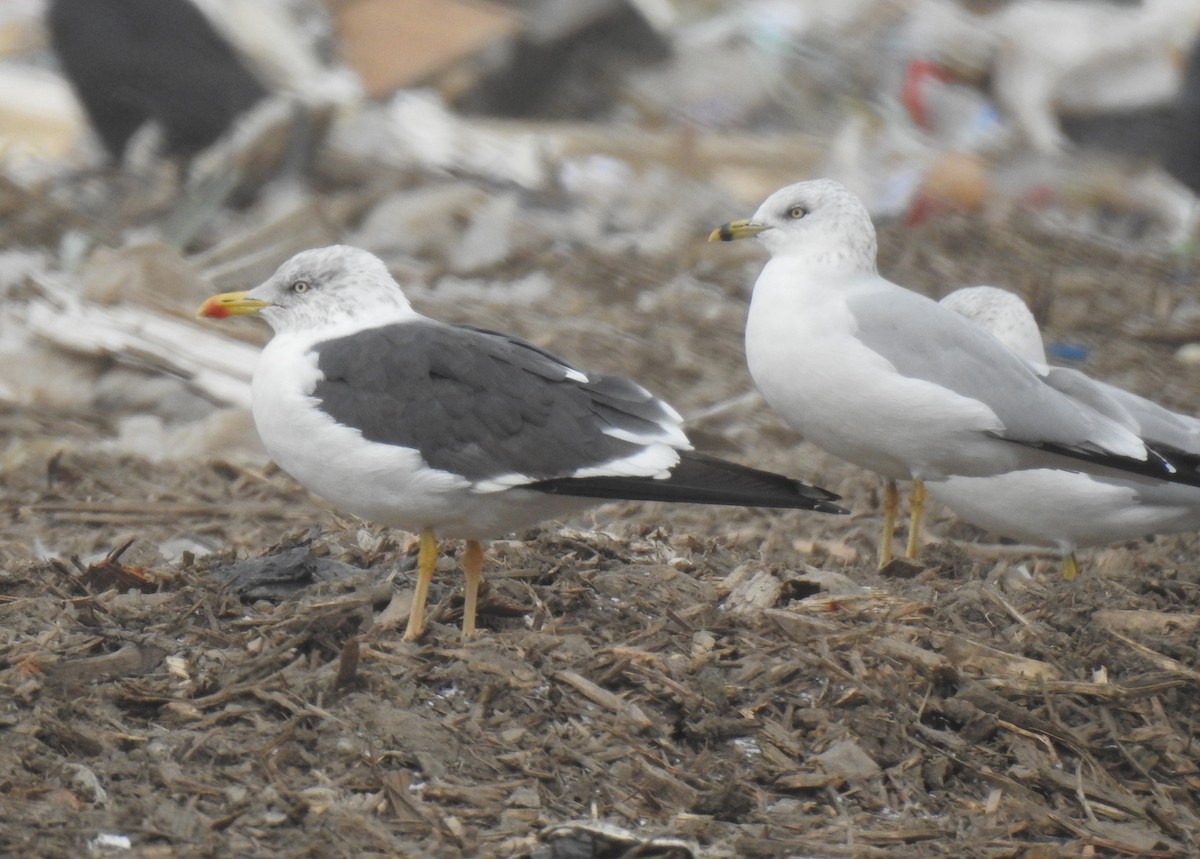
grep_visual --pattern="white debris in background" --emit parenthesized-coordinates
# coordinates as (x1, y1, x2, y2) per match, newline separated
(88, 832, 132, 853)
(449, 191, 521, 272)
(904, 0, 1200, 153)
(97, 409, 264, 464)
(0, 60, 85, 163)
(349, 183, 494, 261)
(158, 537, 220, 563)
(0, 246, 49, 292)
(0, 252, 97, 406)
(20, 276, 259, 408)
(334, 89, 554, 190)
(0, 0, 1193, 470)
(420, 272, 555, 308)
(0, 3, 138, 170)
(192, 0, 360, 102)
(64, 763, 109, 805)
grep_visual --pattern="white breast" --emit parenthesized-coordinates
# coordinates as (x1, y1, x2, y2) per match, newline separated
(249, 332, 597, 538)
(745, 262, 1005, 481)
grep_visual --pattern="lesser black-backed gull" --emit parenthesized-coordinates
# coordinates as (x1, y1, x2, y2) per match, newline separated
(710, 179, 1198, 567)
(198, 245, 846, 640)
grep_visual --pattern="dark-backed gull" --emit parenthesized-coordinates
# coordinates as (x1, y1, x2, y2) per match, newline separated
(48, 0, 267, 160)
(199, 245, 846, 640)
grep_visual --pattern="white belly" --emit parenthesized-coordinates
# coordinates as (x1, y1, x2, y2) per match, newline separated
(930, 469, 1200, 551)
(745, 272, 1009, 481)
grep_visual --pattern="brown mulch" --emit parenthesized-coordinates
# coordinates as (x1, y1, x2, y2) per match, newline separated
(2, 207, 1200, 858)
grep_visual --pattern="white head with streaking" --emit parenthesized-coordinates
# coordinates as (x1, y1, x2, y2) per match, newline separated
(199, 245, 416, 334)
(939, 285, 1047, 366)
(713, 178, 880, 275)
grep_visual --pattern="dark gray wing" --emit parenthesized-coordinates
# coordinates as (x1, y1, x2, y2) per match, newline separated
(310, 320, 681, 483)
(529, 451, 847, 513)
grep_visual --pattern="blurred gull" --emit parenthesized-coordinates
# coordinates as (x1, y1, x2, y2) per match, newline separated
(935, 285, 1200, 578)
(903, 0, 1200, 153)
(711, 178, 1195, 567)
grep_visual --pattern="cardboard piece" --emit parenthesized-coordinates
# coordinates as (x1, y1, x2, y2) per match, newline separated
(329, 0, 521, 99)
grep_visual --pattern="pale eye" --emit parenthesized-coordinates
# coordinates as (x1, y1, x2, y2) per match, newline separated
(291, 280, 311, 294)
(787, 205, 808, 220)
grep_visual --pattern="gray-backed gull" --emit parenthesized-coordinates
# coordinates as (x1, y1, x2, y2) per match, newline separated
(932, 285, 1200, 578)
(711, 179, 1193, 567)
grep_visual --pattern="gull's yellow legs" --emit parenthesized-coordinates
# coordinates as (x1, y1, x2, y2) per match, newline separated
(403, 530, 487, 640)
(880, 480, 900, 566)
(880, 478, 927, 566)
(906, 479, 927, 559)
(461, 539, 484, 638)
(403, 527, 439, 641)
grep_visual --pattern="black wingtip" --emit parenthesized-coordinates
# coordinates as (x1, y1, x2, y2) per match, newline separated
(1004, 437, 1200, 489)
(526, 451, 848, 514)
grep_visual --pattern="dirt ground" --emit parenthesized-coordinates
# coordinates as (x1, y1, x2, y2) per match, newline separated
(2, 207, 1200, 859)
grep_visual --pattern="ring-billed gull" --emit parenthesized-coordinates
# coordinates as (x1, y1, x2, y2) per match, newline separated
(198, 245, 846, 640)
(935, 285, 1200, 577)
(710, 178, 1187, 566)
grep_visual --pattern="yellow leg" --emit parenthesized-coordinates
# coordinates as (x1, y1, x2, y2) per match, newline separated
(403, 528, 438, 641)
(461, 539, 484, 639)
(880, 479, 899, 567)
(905, 479, 927, 559)
(1061, 552, 1079, 581)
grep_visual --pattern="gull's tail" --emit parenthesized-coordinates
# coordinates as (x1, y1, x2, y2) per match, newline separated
(526, 451, 847, 514)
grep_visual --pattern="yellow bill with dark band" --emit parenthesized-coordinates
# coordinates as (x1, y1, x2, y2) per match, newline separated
(709, 219, 771, 242)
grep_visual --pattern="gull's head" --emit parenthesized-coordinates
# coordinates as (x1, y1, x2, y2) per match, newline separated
(197, 245, 414, 334)
(710, 179, 878, 272)
(940, 285, 1046, 365)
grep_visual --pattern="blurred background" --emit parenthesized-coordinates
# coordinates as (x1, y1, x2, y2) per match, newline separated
(0, 0, 1196, 498)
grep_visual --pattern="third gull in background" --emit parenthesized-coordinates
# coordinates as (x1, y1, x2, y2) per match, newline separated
(935, 285, 1200, 577)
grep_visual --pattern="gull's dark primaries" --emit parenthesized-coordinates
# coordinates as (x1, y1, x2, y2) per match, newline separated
(198, 245, 846, 641)
(48, 0, 267, 160)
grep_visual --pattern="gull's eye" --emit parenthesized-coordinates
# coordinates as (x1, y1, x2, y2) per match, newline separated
(787, 205, 808, 220)
(291, 280, 311, 295)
